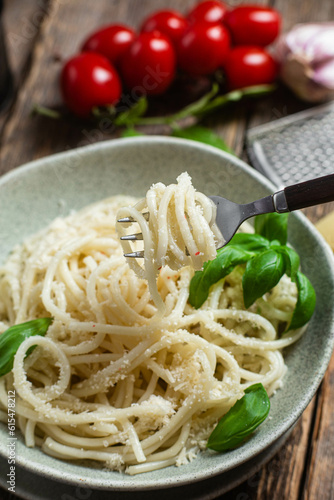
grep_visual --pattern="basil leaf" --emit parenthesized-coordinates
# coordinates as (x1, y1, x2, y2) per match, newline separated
(254, 213, 289, 245)
(189, 245, 255, 309)
(172, 125, 234, 155)
(0, 318, 53, 377)
(207, 383, 270, 452)
(227, 233, 270, 252)
(286, 271, 316, 332)
(242, 249, 286, 308)
(121, 127, 143, 138)
(272, 245, 300, 282)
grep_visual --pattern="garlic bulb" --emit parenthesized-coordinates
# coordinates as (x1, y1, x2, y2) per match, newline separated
(275, 23, 334, 102)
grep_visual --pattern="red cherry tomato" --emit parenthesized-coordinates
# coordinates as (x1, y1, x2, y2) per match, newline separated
(177, 23, 230, 76)
(61, 52, 122, 118)
(187, 0, 228, 24)
(223, 46, 278, 90)
(225, 5, 281, 46)
(141, 9, 188, 44)
(119, 31, 176, 95)
(81, 24, 136, 66)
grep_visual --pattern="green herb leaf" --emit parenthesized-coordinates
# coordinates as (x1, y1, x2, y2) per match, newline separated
(227, 233, 270, 252)
(272, 245, 300, 282)
(207, 383, 270, 452)
(0, 318, 53, 377)
(121, 127, 143, 138)
(254, 213, 289, 245)
(242, 249, 286, 308)
(287, 271, 316, 331)
(189, 245, 255, 308)
(114, 97, 148, 127)
(172, 125, 234, 154)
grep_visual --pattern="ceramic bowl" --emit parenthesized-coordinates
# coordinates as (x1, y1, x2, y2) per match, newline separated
(0, 137, 333, 494)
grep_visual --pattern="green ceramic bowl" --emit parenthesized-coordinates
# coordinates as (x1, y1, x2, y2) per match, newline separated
(0, 137, 333, 495)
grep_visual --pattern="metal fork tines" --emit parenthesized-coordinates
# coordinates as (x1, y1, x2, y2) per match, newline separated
(122, 250, 145, 258)
(118, 213, 148, 258)
(118, 212, 149, 224)
(119, 232, 143, 241)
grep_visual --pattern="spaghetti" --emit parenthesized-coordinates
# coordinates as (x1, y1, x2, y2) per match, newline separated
(0, 176, 302, 474)
(116, 172, 223, 310)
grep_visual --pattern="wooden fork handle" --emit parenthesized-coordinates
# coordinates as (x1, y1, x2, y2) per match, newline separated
(281, 173, 334, 212)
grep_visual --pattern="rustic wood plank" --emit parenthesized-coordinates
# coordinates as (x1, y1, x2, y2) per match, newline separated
(0, 0, 50, 132)
(256, 400, 316, 500)
(303, 355, 334, 500)
(3, 0, 50, 77)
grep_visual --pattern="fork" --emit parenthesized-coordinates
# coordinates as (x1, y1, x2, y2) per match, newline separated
(118, 173, 334, 257)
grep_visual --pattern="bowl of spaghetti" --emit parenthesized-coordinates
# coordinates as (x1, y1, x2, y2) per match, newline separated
(0, 136, 333, 497)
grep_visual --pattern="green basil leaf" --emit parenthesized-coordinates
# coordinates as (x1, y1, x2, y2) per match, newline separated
(121, 127, 143, 138)
(243, 249, 286, 308)
(0, 318, 53, 377)
(114, 97, 148, 126)
(254, 213, 289, 245)
(286, 271, 316, 332)
(227, 232, 270, 252)
(189, 245, 254, 309)
(172, 125, 234, 155)
(207, 383, 270, 452)
(272, 245, 300, 282)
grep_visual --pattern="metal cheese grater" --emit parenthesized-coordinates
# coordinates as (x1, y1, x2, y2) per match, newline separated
(246, 101, 334, 187)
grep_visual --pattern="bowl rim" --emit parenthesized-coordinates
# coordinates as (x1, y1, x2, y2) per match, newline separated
(0, 135, 334, 491)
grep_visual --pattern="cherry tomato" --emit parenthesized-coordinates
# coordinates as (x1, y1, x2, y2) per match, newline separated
(177, 23, 230, 76)
(223, 46, 278, 90)
(187, 0, 228, 24)
(141, 9, 188, 44)
(225, 5, 281, 46)
(61, 52, 122, 118)
(119, 31, 176, 95)
(81, 24, 136, 66)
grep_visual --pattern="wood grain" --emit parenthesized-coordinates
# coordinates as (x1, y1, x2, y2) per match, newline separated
(3, 0, 50, 76)
(304, 358, 334, 500)
(0, 0, 50, 133)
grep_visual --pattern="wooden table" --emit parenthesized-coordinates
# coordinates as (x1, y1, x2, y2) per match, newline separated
(0, 0, 333, 499)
